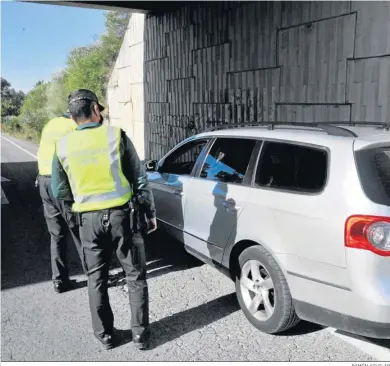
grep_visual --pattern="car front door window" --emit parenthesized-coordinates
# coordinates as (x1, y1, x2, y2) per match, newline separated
(199, 138, 256, 184)
(158, 139, 208, 176)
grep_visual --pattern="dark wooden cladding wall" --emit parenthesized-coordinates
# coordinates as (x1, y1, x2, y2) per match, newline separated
(229, 2, 281, 71)
(278, 14, 355, 103)
(227, 68, 280, 123)
(280, 1, 351, 28)
(143, 1, 390, 160)
(193, 43, 230, 103)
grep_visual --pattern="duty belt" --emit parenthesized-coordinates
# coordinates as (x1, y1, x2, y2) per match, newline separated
(35, 174, 51, 188)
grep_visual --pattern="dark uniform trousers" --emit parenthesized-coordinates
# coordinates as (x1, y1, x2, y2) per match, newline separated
(39, 175, 86, 280)
(79, 205, 149, 338)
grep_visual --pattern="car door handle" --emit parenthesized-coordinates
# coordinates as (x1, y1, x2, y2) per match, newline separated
(174, 189, 183, 197)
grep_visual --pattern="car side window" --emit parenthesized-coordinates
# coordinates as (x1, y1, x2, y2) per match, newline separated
(199, 138, 256, 184)
(255, 141, 328, 193)
(158, 139, 208, 175)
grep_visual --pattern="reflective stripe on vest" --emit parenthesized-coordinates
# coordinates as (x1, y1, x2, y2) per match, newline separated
(56, 126, 132, 212)
(37, 117, 77, 175)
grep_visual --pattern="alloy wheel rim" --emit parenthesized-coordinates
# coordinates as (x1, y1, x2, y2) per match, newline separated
(240, 259, 275, 321)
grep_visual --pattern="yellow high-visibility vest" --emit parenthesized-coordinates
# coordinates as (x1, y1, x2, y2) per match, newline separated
(56, 125, 132, 213)
(37, 116, 77, 175)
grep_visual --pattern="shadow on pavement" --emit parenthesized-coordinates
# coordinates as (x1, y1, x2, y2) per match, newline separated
(148, 293, 240, 350)
(70, 279, 88, 290)
(109, 230, 203, 283)
(278, 320, 324, 336)
(369, 338, 390, 349)
(114, 329, 133, 348)
(1, 161, 84, 291)
(146, 293, 325, 350)
(145, 230, 203, 278)
(336, 330, 390, 350)
(1, 160, 200, 291)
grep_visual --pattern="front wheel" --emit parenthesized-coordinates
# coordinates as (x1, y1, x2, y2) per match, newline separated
(235, 245, 300, 334)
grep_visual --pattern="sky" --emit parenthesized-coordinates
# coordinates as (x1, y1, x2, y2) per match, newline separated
(1, 1, 107, 93)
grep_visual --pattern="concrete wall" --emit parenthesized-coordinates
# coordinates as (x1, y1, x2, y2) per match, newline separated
(107, 13, 146, 158)
(107, 1, 390, 161)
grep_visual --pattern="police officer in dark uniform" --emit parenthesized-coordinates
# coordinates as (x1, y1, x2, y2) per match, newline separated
(51, 89, 157, 350)
(36, 112, 87, 293)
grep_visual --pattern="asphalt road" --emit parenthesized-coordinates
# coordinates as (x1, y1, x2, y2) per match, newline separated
(1, 133, 390, 362)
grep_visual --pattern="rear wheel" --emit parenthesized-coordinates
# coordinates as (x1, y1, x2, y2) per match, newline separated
(235, 245, 300, 334)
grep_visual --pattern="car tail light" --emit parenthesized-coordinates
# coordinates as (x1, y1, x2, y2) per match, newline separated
(345, 215, 390, 256)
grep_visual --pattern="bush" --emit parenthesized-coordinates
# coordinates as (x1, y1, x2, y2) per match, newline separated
(2, 115, 22, 133)
(1, 115, 42, 143)
(19, 109, 49, 132)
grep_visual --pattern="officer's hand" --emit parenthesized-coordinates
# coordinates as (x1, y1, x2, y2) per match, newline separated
(146, 217, 157, 234)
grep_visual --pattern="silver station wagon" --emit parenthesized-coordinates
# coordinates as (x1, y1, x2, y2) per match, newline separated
(145, 122, 390, 339)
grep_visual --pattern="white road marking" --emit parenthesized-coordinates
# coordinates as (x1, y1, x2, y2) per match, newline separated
(1, 176, 11, 204)
(1, 186, 9, 204)
(328, 328, 390, 361)
(1, 135, 37, 159)
(1, 135, 37, 205)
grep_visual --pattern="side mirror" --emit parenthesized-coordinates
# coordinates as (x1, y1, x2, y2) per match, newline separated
(145, 160, 158, 172)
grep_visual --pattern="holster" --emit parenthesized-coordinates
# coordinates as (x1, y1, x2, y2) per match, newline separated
(130, 194, 147, 235)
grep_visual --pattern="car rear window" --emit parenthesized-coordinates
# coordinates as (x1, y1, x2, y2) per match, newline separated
(373, 148, 390, 197)
(255, 141, 328, 193)
(355, 146, 390, 206)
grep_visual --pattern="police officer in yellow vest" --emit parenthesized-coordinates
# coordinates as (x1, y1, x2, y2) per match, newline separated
(51, 89, 157, 351)
(37, 112, 86, 294)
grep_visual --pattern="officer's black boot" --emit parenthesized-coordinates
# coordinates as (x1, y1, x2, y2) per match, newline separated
(53, 279, 73, 293)
(94, 333, 116, 350)
(132, 328, 149, 350)
(128, 281, 150, 350)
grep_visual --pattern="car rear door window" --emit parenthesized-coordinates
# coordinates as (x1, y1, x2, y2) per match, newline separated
(199, 138, 256, 184)
(158, 139, 208, 175)
(255, 141, 328, 193)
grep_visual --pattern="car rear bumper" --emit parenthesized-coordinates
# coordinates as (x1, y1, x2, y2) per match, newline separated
(294, 299, 390, 339)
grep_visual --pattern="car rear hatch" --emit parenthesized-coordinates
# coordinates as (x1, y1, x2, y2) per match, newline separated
(345, 139, 390, 306)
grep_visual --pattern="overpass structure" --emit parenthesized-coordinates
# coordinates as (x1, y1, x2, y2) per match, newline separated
(26, 1, 390, 160)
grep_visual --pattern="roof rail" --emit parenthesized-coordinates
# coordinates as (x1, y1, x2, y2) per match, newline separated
(205, 121, 390, 137)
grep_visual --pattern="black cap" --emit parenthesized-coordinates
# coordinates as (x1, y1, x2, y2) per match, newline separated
(68, 89, 105, 112)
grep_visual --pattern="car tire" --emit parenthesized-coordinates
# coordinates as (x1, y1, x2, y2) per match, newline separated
(235, 245, 300, 334)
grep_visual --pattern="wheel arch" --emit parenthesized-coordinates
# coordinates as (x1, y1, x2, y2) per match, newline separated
(228, 239, 288, 282)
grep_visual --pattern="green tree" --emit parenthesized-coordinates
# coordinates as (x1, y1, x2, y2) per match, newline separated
(1, 78, 25, 117)
(20, 81, 48, 114)
(20, 81, 49, 131)
(63, 44, 108, 103)
(4, 10, 130, 141)
(63, 11, 130, 104)
(45, 72, 68, 118)
(105, 11, 130, 39)
(101, 11, 131, 70)
(1, 77, 11, 93)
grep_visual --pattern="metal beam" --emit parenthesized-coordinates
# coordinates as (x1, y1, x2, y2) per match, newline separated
(22, 1, 187, 14)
